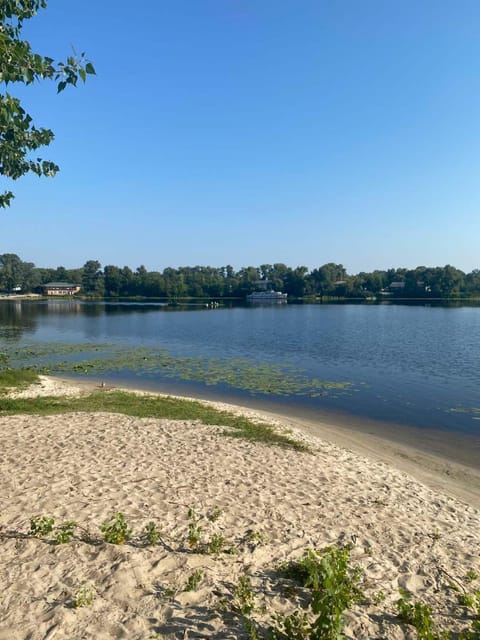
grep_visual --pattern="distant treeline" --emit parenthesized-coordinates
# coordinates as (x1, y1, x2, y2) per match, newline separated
(1, 254, 479, 299)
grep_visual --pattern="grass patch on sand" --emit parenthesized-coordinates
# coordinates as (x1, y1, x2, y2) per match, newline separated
(0, 368, 39, 394)
(0, 388, 309, 451)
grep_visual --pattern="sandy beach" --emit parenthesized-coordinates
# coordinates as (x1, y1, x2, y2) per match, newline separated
(1, 376, 479, 639)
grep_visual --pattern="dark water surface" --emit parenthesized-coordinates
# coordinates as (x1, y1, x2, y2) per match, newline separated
(1, 300, 479, 464)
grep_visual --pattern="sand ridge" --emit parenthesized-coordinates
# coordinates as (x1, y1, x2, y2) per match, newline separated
(1, 376, 480, 638)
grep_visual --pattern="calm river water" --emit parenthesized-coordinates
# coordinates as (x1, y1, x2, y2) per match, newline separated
(1, 300, 479, 462)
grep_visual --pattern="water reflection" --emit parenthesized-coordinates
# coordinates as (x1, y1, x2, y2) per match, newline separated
(42, 301, 82, 313)
(1, 300, 480, 441)
(0, 300, 233, 343)
(0, 301, 39, 340)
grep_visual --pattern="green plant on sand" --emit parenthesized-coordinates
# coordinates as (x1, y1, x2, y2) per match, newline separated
(29, 515, 55, 538)
(54, 520, 77, 544)
(397, 590, 448, 640)
(100, 512, 131, 545)
(142, 521, 162, 546)
(207, 534, 226, 555)
(273, 545, 363, 640)
(185, 569, 203, 592)
(74, 583, 96, 608)
(0, 367, 39, 394)
(231, 575, 258, 639)
(187, 508, 202, 550)
(0, 386, 308, 451)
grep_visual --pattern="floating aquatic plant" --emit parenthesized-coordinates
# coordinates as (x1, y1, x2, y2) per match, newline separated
(3, 342, 353, 399)
(449, 407, 480, 415)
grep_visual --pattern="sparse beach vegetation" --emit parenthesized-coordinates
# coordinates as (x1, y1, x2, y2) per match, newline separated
(187, 507, 203, 550)
(1, 507, 478, 638)
(185, 569, 204, 592)
(0, 385, 309, 451)
(1, 374, 480, 638)
(141, 521, 162, 546)
(0, 367, 39, 394)
(73, 583, 96, 608)
(207, 506, 223, 522)
(396, 590, 444, 640)
(54, 521, 77, 545)
(273, 546, 364, 640)
(100, 512, 132, 545)
(207, 533, 226, 555)
(29, 515, 55, 538)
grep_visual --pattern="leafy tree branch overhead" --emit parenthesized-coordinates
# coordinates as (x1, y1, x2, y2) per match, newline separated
(0, 0, 95, 208)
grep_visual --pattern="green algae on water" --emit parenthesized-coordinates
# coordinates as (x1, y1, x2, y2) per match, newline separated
(4, 343, 353, 398)
(449, 407, 480, 415)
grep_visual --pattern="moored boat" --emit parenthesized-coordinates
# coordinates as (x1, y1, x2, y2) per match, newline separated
(246, 290, 288, 302)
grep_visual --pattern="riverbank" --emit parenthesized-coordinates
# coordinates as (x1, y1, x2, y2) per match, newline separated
(1, 376, 480, 639)
(71, 374, 480, 506)
(12, 374, 480, 507)
(0, 294, 42, 300)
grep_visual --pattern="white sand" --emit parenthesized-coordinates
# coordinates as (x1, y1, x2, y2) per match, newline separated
(1, 376, 479, 639)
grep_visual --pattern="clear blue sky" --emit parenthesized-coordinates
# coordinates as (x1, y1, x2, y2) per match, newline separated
(2, 0, 480, 273)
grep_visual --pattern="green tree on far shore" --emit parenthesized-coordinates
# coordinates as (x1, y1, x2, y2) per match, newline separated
(81, 260, 104, 296)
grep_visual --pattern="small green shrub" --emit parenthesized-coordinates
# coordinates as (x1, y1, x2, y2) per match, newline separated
(243, 617, 260, 640)
(30, 515, 55, 538)
(208, 534, 226, 555)
(276, 546, 363, 640)
(231, 576, 258, 640)
(458, 624, 480, 640)
(458, 589, 480, 618)
(207, 506, 223, 522)
(100, 512, 131, 545)
(185, 569, 203, 592)
(397, 590, 448, 640)
(55, 520, 77, 544)
(74, 583, 96, 608)
(224, 545, 239, 555)
(142, 521, 161, 546)
(270, 610, 311, 639)
(307, 547, 363, 640)
(232, 575, 256, 617)
(245, 530, 268, 548)
(459, 593, 476, 608)
(372, 590, 386, 605)
(473, 590, 480, 618)
(187, 508, 202, 549)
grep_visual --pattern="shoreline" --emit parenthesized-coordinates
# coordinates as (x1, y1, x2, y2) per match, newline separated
(78, 375, 480, 508)
(2, 374, 480, 638)
(66, 374, 480, 469)
(30, 375, 480, 509)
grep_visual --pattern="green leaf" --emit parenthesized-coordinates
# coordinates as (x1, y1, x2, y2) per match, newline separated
(0, 2, 94, 206)
(85, 62, 96, 75)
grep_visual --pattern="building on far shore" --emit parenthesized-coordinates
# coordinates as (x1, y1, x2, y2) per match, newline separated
(42, 282, 81, 296)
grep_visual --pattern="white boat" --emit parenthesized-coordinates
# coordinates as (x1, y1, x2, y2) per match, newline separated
(246, 290, 288, 302)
